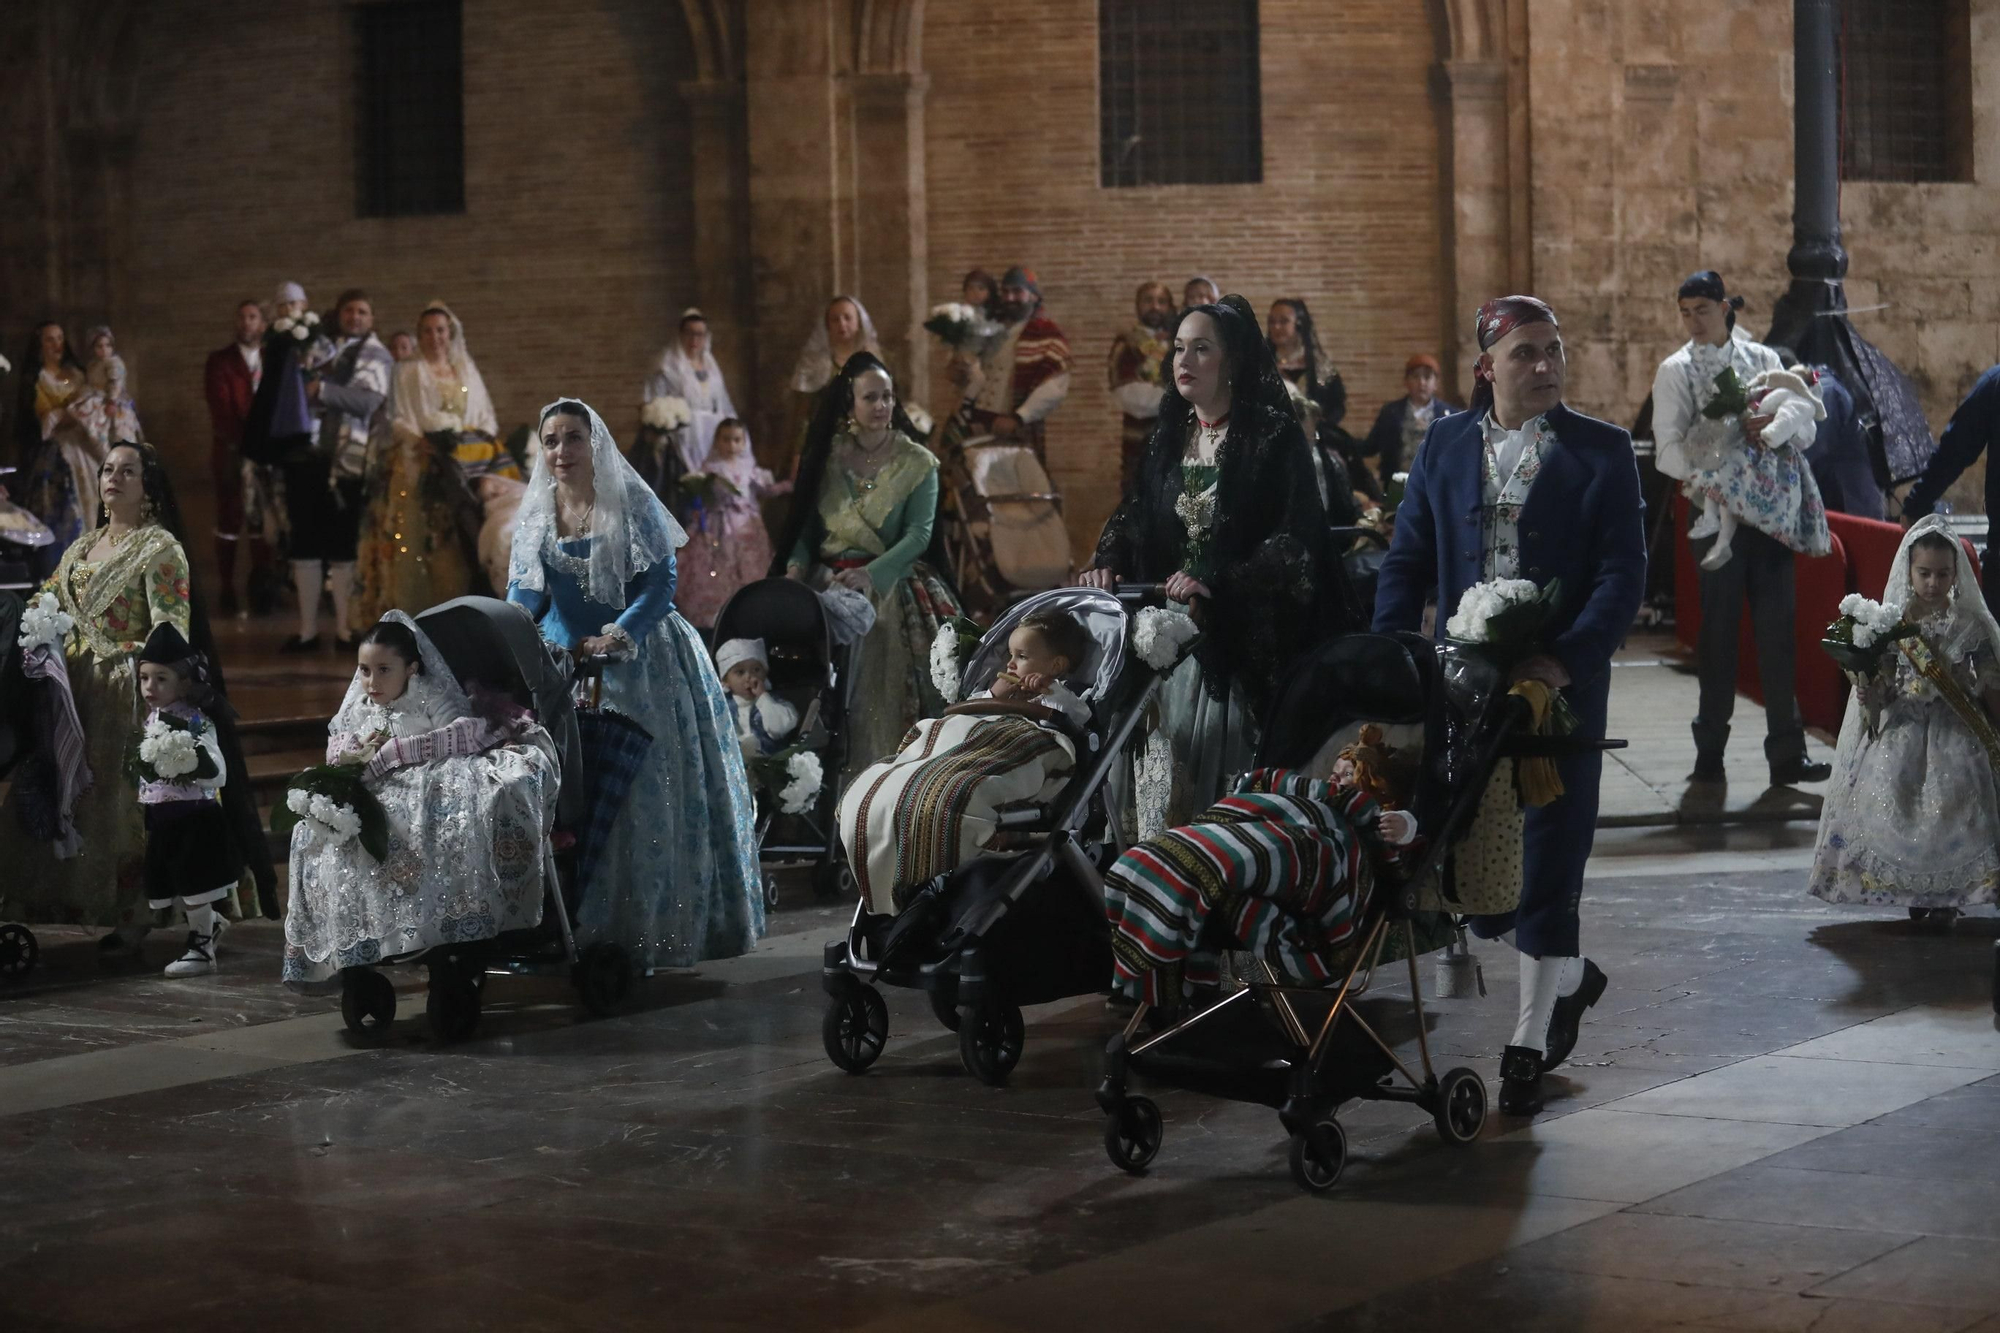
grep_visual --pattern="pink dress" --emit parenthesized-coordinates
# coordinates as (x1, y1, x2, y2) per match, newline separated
(674, 458, 790, 628)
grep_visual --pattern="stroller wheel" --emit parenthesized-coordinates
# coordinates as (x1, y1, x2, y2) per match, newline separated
(1431, 1067, 1488, 1146)
(957, 1001, 1025, 1086)
(928, 975, 961, 1032)
(339, 967, 396, 1039)
(0, 923, 39, 979)
(574, 942, 635, 1018)
(813, 858, 856, 903)
(822, 985, 889, 1073)
(763, 874, 780, 911)
(1288, 1117, 1347, 1194)
(425, 954, 484, 1043)
(1103, 1096, 1163, 1173)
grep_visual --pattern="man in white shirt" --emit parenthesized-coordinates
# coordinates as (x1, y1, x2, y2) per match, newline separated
(958, 266, 1071, 461)
(1649, 269, 1828, 786)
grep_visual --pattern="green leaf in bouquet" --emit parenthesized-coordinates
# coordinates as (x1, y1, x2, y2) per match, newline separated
(1701, 366, 1750, 420)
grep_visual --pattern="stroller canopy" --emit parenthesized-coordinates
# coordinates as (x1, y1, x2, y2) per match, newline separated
(961, 587, 1128, 705)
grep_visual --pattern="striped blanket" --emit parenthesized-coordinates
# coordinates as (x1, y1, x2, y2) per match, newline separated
(839, 712, 1075, 913)
(1104, 768, 1390, 1006)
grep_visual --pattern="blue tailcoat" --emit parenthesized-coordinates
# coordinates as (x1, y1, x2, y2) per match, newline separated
(1373, 403, 1647, 955)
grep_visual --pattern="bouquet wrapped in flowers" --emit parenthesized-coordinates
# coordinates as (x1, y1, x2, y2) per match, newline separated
(272, 763, 390, 860)
(17, 592, 74, 656)
(928, 615, 988, 704)
(1821, 594, 1914, 679)
(127, 713, 210, 785)
(641, 395, 692, 432)
(1132, 606, 1199, 673)
(1444, 577, 1577, 736)
(921, 303, 998, 353)
(749, 746, 825, 816)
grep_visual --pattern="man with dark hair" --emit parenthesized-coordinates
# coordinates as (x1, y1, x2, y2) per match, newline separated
(286, 288, 389, 650)
(203, 299, 270, 617)
(1375, 294, 1646, 1117)
(1107, 280, 1175, 490)
(957, 266, 1071, 458)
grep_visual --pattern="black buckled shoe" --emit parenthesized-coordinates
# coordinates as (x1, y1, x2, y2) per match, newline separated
(1498, 1045, 1544, 1116)
(1540, 959, 1607, 1073)
(1770, 756, 1832, 785)
(1691, 752, 1725, 783)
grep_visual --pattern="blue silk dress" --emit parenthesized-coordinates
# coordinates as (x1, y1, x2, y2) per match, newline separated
(508, 534, 763, 968)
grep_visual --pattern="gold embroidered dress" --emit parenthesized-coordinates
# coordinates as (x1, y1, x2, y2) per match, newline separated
(3, 523, 192, 924)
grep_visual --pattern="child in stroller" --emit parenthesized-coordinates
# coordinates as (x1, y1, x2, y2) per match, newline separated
(1096, 630, 1623, 1193)
(819, 585, 1196, 1084)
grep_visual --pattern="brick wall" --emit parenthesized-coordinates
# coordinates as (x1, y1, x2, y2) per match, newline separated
(1527, 0, 2000, 510)
(116, 0, 698, 552)
(921, 0, 1450, 558)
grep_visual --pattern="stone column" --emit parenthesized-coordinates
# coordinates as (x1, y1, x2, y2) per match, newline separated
(1440, 58, 1512, 394)
(848, 71, 929, 404)
(680, 79, 755, 399)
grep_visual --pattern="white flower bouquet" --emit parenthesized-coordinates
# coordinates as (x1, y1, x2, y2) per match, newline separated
(921, 302, 998, 352)
(641, 395, 692, 431)
(0, 352, 11, 375)
(928, 615, 987, 704)
(269, 310, 321, 345)
(272, 763, 390, 860)
(1822, 594, 1914, 678)
(1444, 577, 1563, 660)
(136, 716, 201, 780)
(1132, 606, 1199, 673)
(18, 592, 74, 655)
(748, 745, 825, 816)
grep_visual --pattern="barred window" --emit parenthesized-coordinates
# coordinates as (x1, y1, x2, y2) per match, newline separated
(1839, 0, 1972, 183)
(354, 0, 466, 217)
(1100, 0, 1262, 189)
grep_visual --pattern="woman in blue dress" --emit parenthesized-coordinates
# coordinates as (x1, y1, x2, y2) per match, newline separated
(505, 397, 763, 969)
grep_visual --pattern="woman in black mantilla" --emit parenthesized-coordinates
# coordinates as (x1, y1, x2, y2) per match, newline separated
(1079, 294, 1345, 834)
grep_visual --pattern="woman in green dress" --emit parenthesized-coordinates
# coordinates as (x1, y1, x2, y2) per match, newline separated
(5, 442, 273, 941)
(775, 351, 961, 786)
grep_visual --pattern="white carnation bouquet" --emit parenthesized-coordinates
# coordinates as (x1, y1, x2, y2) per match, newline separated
(921, 302, 998, 352)
(18, 592, 74, 655)
(272, 762, 390, 860)
(641, 395, 692, 431)
(928, 615, 987, 704)
(269, 309, 322, 344)
(1822, 593, 1914, 678)
(749, 746, 825, 816)
(1443, 576, 1577, 732)
(1132, 606, 1199, 672)
(136, 716, 202, 781)
(287, 788, 362, 845)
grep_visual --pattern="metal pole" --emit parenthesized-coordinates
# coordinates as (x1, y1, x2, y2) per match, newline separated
(1787, 0, 1848, 282)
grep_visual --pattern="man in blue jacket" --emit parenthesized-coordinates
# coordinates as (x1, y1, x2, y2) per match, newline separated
(1903, 364, 2000, 618)
(1374, 295, 1646, 1116)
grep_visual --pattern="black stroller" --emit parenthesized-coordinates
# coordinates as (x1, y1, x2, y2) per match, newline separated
(708, 577, 857, 904)
(818, 585, 1190, 1084)
(1095, 631, 1625, 1192)
(0, 589, 39, 979)
(326, 596, 636, 1041)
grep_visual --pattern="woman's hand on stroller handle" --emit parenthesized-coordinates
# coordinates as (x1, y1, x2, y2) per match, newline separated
(1074, 568, 1169, 603)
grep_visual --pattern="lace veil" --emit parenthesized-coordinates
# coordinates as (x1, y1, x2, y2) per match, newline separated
(1882, 514, 2000, 663)
(790, 295, 882, 394)
(506, 397, 688, 611)
(331, 610, 473, 735)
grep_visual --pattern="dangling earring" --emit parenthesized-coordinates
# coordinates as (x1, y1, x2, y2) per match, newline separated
(140, 497, 157, 524)
(842, 414, 859, 437)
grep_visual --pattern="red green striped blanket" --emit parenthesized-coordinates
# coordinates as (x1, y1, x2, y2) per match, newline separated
(1104, 768, 1388, 1006)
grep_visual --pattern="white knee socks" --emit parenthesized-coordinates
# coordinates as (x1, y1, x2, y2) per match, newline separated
(326, 562, 355, 638)
(293, 559, 323, 640)
(1509, 949, 1585, 1054)
(185, 902, 218, 938)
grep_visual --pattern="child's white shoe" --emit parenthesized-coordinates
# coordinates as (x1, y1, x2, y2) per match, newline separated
(1699, 538, 1735, 572)
(164, 916, 226, 978)
(1687, 506, 1721, 541)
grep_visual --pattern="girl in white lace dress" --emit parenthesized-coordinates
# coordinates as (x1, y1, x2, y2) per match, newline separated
(282, 612, 561, 989)
(1810, 518, 2000, 924)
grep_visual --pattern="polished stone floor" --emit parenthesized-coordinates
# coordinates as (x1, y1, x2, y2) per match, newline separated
(3, 843, 1997, 1332)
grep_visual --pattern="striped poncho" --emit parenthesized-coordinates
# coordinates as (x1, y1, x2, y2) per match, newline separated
(1104, 768, 1393, 1006)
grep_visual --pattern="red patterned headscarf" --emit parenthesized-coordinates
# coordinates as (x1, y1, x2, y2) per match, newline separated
(1472, 295, 1560, 411)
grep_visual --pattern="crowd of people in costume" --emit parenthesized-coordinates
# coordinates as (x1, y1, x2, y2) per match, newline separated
(2, 247, 1995, 1130)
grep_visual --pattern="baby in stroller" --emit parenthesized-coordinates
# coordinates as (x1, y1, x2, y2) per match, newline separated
(837, 605, 1094, 914)
(1103, 727, 1420, 1009)
(281, 612, 561, 992)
